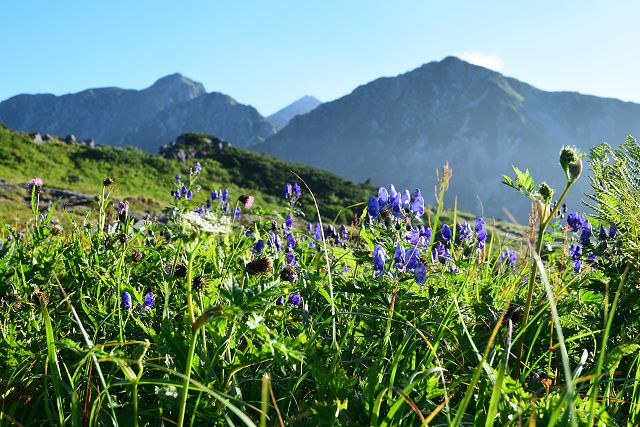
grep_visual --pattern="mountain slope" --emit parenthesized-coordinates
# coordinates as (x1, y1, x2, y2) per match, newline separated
(255, 57, 640, 220)
(0, 125, 371, 223)
(0, 74, 275, 150)
(267, 95, 322, 129)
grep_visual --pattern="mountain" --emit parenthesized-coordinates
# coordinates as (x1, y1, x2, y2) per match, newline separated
(0, 74, 276, 150)
(255, 56, 640, 220)
(267, 95, 322, 129)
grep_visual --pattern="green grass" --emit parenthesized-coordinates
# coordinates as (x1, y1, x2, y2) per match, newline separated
(1, 126, 638, 426)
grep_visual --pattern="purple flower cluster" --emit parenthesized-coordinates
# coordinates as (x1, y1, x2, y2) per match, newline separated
(283, 182, 302, 202)
(276, 293, 302, 307)
(121, 291, 155, 313)
(393, 243, 427, 285)
(405, 225, 432, 248)
(499, 248, 517, 270)
(367, 185, 425, 221)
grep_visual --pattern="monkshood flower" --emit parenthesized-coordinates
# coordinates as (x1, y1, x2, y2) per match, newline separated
(293, 183, 302, 199)
(588, 252, 597, 264)
(143, 292, 155, 310)
(432, 242, 451, 264)
(288, 293, 302, 307)
(580, 221, 592, 246)
(405, 247, 420, 269)
(121, 292, 132, 310)
(567, 212, 586, 232)
(456, 222, 473, 244)
(368, 195, 380, 219)
(223, 203, 229, 213)
(175, 174, 181, 181)
(499, 248, 517, 269)
(573, 259, 582, 273)
(194, 162, 202, 175)
(234, 207, 241, 219)
(339, 225, 349, 241)
(181, 185, 188, 196)
(193, 205, 205, 215)
(609, 223, 617, 239)
(211, 190, 220, 201)
(410, 189, 425, 217)
(475, 218, 487, 249)
(569, 243, 582, 260)
(285, 214, 294, 230)
(373, 244, 386, 277)
(406, 225, 432, 248)
(414, 262, 427, 286)
(186, 190, 193, 200)
(222, 189, 229, 202)
(314, 223, 322, 240)
(598, 224, 609, 240)
(268, 231, 282, 252)
(286, 232, 296, 249)
(283, 182, 293, 199)
(276, 296, 285, 306)
(378, 187, 389, 208)
(393, 243, 405, 270)
(254, 239, 265, 255)
(442, 224, 452, 243)
(286, 247, 299, 267)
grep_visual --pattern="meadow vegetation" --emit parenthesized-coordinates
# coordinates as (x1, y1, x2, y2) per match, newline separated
(1, 129, 639, 426)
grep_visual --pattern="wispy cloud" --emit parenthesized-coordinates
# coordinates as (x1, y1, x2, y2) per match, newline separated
(457, 51, 505, 71)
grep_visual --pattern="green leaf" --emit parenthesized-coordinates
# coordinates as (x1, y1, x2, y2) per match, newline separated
(603, 343, 640, 373)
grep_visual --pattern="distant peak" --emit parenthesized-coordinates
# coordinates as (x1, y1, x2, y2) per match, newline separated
(149, 73, 206, 93)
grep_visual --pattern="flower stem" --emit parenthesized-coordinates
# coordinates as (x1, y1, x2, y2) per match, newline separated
(185, 240, 201, 326)
(177, 331, 198, 427)
(515, 182, 571, 377)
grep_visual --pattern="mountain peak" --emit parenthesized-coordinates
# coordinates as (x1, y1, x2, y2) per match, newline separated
(267, 95, 322, 129)
(149, 73, 206, 94)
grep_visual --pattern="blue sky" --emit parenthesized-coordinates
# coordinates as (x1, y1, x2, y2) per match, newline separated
(1, 1, 639, 115)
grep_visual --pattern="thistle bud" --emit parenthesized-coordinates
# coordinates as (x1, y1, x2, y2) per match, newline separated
(559, 146, 583, 183)
(103, 177, 114, 186)
(538, 182, 554, 204)
(280, 265, 298, 282)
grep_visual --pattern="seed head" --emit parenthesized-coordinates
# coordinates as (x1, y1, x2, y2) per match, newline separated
(245, 257, 273, 275)
(280, 265, 298, 282)
(103, 177, 114, 186)
(193, 275, 206, 291)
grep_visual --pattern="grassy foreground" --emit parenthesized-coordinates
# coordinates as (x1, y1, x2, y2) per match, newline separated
(1, 134, 640, 426)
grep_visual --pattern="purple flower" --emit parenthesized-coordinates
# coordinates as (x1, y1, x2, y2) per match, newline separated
(223, 202, 229, 213)
(175, 174, 182, 181)
(313, 223, 322, 240)
(194, 162, 202, 175)
(389, 185, 398, 204)
(609, 223, 617, 239)
(286, 233, 296, 249)
(293, 183, 302, 198)
(222, 189, 229, 202)
(181, 185, 188, 196)
(393, 243, 405, 270)
(117, 201, 129, 222)
(268, 231, 282, 252)
(206, 199, 211, 209)
(254, 239, 265, 255)
(580, 221, 592, 246)
(378, 187, 389, 208)
(567, 212, 586, 232)
(276, 296, 285, 305)
(285, 214, 294, 229)
(186, 190, 193, 200)
(368, 196, 380, 219)
(432, 242, 451, 264)
(373, 244, 386, 277)
(193, 205, 205, 214)
(414, 262, 427, 285)
(339, 225, 348, 240)
(456, 222, 473, 244)
(569, 243, 582, 260)
(286, 246, 298, 266)
(573, 259, 582, 273)
(598, 224, 609, 240)
(500, 248, 517, 269)
(234, 207, 241, 219)
(405, 247, 421, 269)
(587, 252, 597, 264)
(288, 293, 302, 307)
(283, 182, 293, 199)
(239, 195, 254, 209)
(442, 224, 452, 242)
(27, 178, 44, 193)
(121, 292, 132, 310)
(142, 291, 154, 312)
(410, 189, 425, 217)
(211, 190, 219, 200)
(475, 218, 487, 249)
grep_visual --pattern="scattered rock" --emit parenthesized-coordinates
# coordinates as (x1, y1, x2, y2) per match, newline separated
(64, 134, 77, 144)
(30, 133, 45, 144)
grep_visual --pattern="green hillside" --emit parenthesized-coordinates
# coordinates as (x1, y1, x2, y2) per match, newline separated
(0, 125, 373, 224)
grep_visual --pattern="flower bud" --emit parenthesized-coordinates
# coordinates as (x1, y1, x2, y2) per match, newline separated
(538, 182, 554, 204)
(559, 146, 583, 183)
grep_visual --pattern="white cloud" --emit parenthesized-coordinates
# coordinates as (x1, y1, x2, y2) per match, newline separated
(457, 51, 505, 71)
